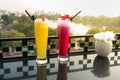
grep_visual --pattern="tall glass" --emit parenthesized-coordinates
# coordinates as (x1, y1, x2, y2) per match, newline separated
(34, 17, 48, 64)
(58, 18, 70, 61)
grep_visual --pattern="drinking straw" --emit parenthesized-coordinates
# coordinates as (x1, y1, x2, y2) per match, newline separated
(70, 11, 81, 21)
(25, 10, 36, 21)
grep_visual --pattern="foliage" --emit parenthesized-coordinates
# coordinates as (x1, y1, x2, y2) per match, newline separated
(73, 15, 120, 28)
(1, 30, 25, 47)
(1, 14, 15, 26)
(46, 12, 60, 21)
(48, 27, 57, 36)
(12, 15, 34, 37)
(34, 11, 60, 21)
(0, 11, 120, 38)
(86, 27, 101, 34)
(4, 29, 25, 38)
(105, 27, 120, 33)
(86, 26, 120, 34)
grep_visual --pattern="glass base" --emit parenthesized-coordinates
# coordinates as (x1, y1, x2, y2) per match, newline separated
(58, 56, 68, 62)
(36, 59, 47, 65)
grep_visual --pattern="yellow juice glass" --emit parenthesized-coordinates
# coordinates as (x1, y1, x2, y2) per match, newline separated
(34, 17, 48, 64)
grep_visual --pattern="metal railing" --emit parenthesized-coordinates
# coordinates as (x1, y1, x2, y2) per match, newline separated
(0, 34, 120, 60)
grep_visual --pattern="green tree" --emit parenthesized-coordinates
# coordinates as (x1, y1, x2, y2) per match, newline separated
(48, 27, 57, 36)
(46, 12, 60, 21)
(5, 29, 25, 38)
(12, 15, 34, 37)
(86, 27, 101, 34)
(105, 27, 120, 33)
(97, 15, 109, 27)
(1, 30, 25, 47)
(1, 14, 15, 26)
(34, 11, 60, 21)
(1, 14, 10, 26)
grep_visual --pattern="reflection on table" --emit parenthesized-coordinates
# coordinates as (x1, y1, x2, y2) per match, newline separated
(91, 55, 110, 78)
(0, 50, 120, 80)
(37, 64, 47, 80)
(57, 62, 68, 80)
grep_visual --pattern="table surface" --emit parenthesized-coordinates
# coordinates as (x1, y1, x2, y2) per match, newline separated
(0, 50, 120, 80)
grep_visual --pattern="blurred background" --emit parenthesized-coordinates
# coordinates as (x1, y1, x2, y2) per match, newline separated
(0, 0, 120, 38)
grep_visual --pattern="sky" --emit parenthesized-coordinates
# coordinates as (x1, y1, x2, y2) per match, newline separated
(0, 0, 120, 17)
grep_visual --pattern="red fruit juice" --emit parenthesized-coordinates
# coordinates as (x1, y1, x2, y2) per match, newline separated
(58, 20, 70, 57)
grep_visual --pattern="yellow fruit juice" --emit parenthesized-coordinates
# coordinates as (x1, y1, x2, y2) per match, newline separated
(34, 17, 48, 60)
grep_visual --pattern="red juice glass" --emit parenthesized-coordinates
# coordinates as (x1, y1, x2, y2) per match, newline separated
(58, 15, 70, 61)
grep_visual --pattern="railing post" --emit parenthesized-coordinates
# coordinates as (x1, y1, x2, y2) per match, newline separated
(22, 40, 28, 58)
(47, 38, 50, 63)
(84, 36, 89, 52)
(0, 53, 3, 59)
(0, 41, 3, 59)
